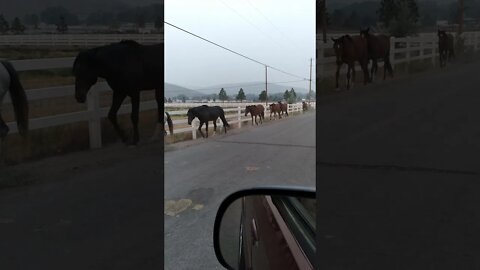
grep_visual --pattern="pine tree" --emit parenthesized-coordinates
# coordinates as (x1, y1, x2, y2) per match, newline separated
(0, 15, 9, 34)
(11, 17, 26, 34)
(236, 88, 246, 102)
(219, 88, 228, 102)
(259, 90, 267, 102)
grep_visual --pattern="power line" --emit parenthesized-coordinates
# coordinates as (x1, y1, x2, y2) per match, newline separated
(216, 0, 284, 50)
(164, 21, 309, 80)
(243, 0, 304, 51)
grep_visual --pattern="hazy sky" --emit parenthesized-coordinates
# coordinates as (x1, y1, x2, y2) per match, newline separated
(165, 0, 315, 92)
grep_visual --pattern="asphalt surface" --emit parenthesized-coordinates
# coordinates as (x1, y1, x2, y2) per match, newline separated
(0, 111, 314, 270)
(164, 112, 315, 270)
(317, 60, 480, 269)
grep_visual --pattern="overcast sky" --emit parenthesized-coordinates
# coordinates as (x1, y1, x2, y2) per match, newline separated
(165, 0, 315, 92)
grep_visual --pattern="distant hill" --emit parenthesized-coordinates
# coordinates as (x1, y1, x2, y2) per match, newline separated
(165, 83, 204, 98)
(194, 81, 311, 96)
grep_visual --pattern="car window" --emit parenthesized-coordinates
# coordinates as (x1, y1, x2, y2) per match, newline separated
(272, 196, 316, 265)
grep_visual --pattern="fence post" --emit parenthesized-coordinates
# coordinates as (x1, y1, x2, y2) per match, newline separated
(237, 107, 242, 128)
(87, 87, 102, 149)
(191, 120, 197, 140)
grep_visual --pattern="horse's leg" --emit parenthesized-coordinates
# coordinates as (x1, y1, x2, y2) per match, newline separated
(351, 65, 356, 89)
(346, 64, 352, 90)
(255, 115, 258, 125)
(129, 91, 140, 145)
(213, 120, 217, 135)
(153, 87, 162, 138)
(335, 64, 342, 90)
(0, 114, 9, 139)
(198, 121, 205, 138)
(205, 121, 209, 138)
(251, 115, 254, 125)
(108, 91, 128, 143)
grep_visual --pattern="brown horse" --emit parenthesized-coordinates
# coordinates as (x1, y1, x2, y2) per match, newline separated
(278, 101, 289, 117)
(360, 28, 394, 81)
(331, 35, 370, 90)
(302, 101, 309, 112)
(269, 103, 282, 120)
(245, 105, 265, 125)
(438, 30, 455, 68)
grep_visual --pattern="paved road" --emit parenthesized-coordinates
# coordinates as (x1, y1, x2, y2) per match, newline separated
(0, 111, 314, 270)
(317, 60, 480, 269)
(164, 112, 315, 269)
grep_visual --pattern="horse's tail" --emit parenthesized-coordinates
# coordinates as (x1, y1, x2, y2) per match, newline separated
(219, 111, 230, 128)
(165, 112, 173, 135)
(2, 61, 28, 136)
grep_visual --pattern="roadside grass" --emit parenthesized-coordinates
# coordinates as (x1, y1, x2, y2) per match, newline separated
(0, 46, 84, 60)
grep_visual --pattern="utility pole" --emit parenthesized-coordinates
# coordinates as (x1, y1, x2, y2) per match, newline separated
(265, 65, 268, 107)
(308, 58, 312, 104)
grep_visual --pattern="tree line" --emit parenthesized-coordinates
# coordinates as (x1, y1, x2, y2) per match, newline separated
(166, 88, 315, 104)
(325, 0, 480, 37)
(0, 3, 163, 34)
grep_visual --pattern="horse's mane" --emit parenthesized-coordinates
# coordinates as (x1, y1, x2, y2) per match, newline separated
(72, 47, 98, 74)
(119, 39, 141, 47)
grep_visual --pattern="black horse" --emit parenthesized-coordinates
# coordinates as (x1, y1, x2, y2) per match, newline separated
(0, 60, 28, 139)
(187, 105, 230, 138)
(72, 40, 163, 145)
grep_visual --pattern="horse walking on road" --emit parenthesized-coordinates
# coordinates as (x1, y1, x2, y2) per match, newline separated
(163, 112, 173, 136)
(269, 103, 282, 120)
(0, 60, 28, 140)
(73, 40, 163, 145)
(278, 101, 289, 117)
(187, 105, 230, 138)
(438, 30, 455, 68)
(360, 28, 394, 81)
(331, 35, 370, 90)
(302, 101, 310, 112)
(245, 105, 264, 125)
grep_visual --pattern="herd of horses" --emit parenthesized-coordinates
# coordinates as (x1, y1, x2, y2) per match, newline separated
(331, 28, 455, 90)
(0, 31, 455, 147)
(183, 100, 310, 139)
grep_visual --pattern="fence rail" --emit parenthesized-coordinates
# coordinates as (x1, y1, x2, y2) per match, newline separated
(0, 34, 163, 47)
(164, 102, 314, 140)
(317, 31, 480, 78)
(4, 68, 314, 149)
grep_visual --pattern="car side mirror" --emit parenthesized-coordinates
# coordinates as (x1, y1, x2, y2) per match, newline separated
(213, 187, 316, 270)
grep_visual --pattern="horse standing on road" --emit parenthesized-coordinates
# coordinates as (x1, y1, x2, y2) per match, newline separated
(360, 28, 394, 81)
(0, 60, 28, 140)
(302, 101, 309, 112)
(187, 105, 230, 138)
(278, 101, 289, 117)
(438, 30, 455, 68)
(245, 105, 264, 125)
(73, 40, 163, 145)
(332, 35, 370, 90)
(269, 103, 282, 120)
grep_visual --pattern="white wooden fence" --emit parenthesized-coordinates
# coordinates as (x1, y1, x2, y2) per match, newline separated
(317, 31, 480, 79)
(164, 102, 315, 140)
(4, 57, 314, 149)
(0, 34, 163, 47)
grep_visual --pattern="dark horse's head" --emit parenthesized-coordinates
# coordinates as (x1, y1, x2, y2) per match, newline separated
(331, 36, 350, 65)
(187, 108, 196, 125)
(245, 105, 252, 116)
(438, 30, 448, 44)
(360, 27, 370, 39)
(72, 49, 99, 103)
